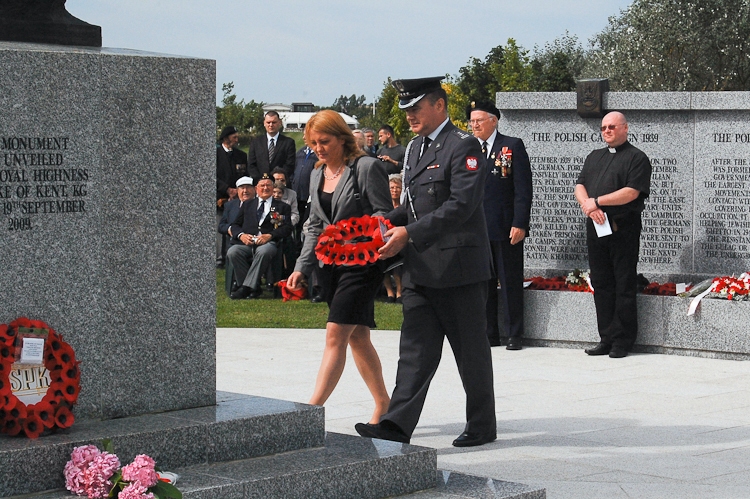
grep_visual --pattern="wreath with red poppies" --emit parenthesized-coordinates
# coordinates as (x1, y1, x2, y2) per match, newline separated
(0, 317, 80, 439)
(315, 215, 393, 266)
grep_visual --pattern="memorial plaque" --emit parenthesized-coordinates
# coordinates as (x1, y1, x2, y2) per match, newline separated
(496, 91, 750, 281)
(694, 110, 750, 274)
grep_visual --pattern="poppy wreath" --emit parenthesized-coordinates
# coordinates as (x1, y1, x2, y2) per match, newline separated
(315, 214, 393, 266)
(0, 317, 80, 439)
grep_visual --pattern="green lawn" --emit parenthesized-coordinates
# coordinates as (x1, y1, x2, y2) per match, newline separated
(216, 269, 404, 330)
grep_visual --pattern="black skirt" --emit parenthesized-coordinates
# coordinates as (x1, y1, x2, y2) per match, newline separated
(320, 262, 384, 328)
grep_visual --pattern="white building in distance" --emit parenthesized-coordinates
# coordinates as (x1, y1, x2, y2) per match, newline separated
(262, 103, 359, 131)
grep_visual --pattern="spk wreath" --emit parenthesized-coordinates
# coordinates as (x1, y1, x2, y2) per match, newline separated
(315, 215, 393, 266)
(0, 317, 80, 438)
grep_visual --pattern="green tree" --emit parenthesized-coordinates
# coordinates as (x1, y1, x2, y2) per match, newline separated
(327, 94, 372, 122)
(369, 78, 411, 144)
(216, 82, 265, 146)
(583, 0, 750, 90)
(531, 33, 585, 91)
(494, 39, 533, 91)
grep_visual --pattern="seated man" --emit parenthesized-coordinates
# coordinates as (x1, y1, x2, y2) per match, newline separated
(228, 174, 293, 299)
(219, 176, 255, 247)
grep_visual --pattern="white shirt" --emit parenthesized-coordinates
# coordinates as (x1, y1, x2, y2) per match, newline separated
(267, 133, 279, 148)
(256, 196, 272, 224)
(477, 130, 498, 158)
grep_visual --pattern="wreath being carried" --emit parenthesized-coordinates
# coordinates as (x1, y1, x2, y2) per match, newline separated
(0, 317, 80, 439)
(314, 214, 393, 266)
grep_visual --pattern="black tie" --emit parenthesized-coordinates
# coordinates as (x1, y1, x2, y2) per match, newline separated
(482, 141, 488, 158)
(256, 199, 264, 222)
(419, 137, 431, 161)
(268, 138, 276, 163)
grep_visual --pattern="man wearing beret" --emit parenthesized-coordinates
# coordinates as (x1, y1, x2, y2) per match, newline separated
(356, 76, 497, 448)
(468, 101, 533, 350)
(216, 125, 248, 269)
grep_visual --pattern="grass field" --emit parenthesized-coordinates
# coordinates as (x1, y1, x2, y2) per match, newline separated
(216, 269, 404, 330)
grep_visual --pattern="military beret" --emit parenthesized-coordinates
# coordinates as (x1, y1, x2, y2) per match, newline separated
(392, 76, 445, 109)
(466, 100, 500, 121)
(219, 125, 239, 140)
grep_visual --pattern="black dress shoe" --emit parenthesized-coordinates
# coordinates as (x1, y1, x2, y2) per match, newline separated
(452, 430, 497, 447)
(386, 296, 396, 303)
(355, 421, 410, 444)
(230, 286, 252, 300)
(216, 262, 225, 269)
(249, 288, 263, 299)
(506, 337, 522, 350)
(584, 343, 611, 356)
(310, 294, 324, 303)
(609, 347, 628, 358)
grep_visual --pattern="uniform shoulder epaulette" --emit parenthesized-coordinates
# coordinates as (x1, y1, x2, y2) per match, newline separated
(453, 129, 470, 139)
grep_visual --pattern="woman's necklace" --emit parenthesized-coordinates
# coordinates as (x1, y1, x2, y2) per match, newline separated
(323, 164, 345, 180)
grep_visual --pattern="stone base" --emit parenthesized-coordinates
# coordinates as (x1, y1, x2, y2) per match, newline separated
(523, 290, 750, 359)
(4, 392, 544, 499)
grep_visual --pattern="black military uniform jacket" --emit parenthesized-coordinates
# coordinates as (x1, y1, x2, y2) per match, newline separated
(387, 120, 492, 289)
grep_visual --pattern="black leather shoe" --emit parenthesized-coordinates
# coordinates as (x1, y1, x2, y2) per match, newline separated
(585, 343, 611, 356)
(506, 337, 522, 350)
(230, 286, 252, 300)
(249, 288, 263, 299)
(452, 430, 497, 447)
(609, 347, 628, 358)
(310, 294, 324, 303)
(355, 421, 410, 444)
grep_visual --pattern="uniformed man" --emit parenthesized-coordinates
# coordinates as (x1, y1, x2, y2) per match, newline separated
(467, 101, 533, 350)
(355, 76, 497, 447)
(574, 111, 652, 358)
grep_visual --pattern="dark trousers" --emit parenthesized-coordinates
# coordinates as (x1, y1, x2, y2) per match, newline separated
(586, 216, 642, 349)
(382, 281, 496, 437)
(486, 239, 525, 340)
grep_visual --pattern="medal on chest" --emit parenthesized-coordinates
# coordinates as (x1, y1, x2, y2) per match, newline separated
(493, 146, 512, 177)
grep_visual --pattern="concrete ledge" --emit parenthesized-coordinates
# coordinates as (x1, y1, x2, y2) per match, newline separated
(524, 290, 750, 359)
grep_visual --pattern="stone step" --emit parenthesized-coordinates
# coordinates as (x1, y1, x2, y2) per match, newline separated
(401, 470, 546, 499)
(1, 392, 323, 497)
(18, 432, 437, 499)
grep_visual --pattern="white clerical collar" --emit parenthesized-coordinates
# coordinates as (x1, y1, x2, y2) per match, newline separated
(608, 147, 616, 153)
(222, 144, 232, 152)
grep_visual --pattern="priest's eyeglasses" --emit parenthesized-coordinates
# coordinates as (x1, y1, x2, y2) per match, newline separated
(600, 124, 623, 131)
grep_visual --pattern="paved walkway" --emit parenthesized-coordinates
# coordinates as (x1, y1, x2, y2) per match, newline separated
(217, 328, 750, 499)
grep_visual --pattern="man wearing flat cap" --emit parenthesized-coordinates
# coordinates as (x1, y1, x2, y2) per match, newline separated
(355, 76, 497, 448)
(216, 125, 248, 268)
(468, 101, 533, 351)
(228, 173, 292, 299)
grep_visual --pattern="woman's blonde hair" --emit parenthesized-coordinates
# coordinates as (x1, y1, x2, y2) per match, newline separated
(304, 110, 364, 168)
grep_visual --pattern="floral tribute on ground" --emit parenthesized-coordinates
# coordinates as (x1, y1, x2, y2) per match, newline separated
(0, 317, 80, 438)
(314, 215, 393, 266)
(64, 441, 181, 499)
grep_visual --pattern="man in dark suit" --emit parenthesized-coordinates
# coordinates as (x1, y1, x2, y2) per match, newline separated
(355, 76, 496, 448)
(247, 111, 296, 182)
(468, 101, 533, 351)
(218, 176, 255, 249)
(228, 174, 293, 299)
(216, 125, 248, 268)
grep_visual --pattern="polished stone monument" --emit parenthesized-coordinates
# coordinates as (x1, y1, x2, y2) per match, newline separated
(496, 89, 750, 283)
(0, 41, 216, 421)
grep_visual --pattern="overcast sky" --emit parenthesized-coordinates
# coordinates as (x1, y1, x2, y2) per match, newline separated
(70, 0, 632, 106)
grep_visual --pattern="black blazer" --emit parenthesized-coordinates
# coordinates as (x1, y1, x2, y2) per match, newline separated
(483, 134, 533, 240)
(229, 196, 293, 243)
(388, 121, 492, 289)
(216, 146, 248, 200)
(247, 133, 296, 181)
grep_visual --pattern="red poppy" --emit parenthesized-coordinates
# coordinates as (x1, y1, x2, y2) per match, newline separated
(6, 397, 27, 420)
(30, 401, 56, 429)
(0, 377, 11, 398)
(53, 343, 76, 366)
(55, 405, 75, 428)
(21, 412, 44, 439)
(10, 317, 31, 329)
(61, 378, 81, 404)
(0, 344, 13, 363)
(0, 324, 14, 345)
(2, 416, 23, 436)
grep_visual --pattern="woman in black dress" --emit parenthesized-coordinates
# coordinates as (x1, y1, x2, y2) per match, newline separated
(287, 110, 392, 423)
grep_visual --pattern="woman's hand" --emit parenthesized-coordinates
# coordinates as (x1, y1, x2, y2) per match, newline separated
(287, 271, 306, 291)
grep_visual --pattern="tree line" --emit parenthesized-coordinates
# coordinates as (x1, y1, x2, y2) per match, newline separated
(218, 0, 750, 144)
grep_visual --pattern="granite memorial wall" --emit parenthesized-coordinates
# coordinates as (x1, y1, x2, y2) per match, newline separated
(0, 42, 215, 420)
(495, 91, 750, 282)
